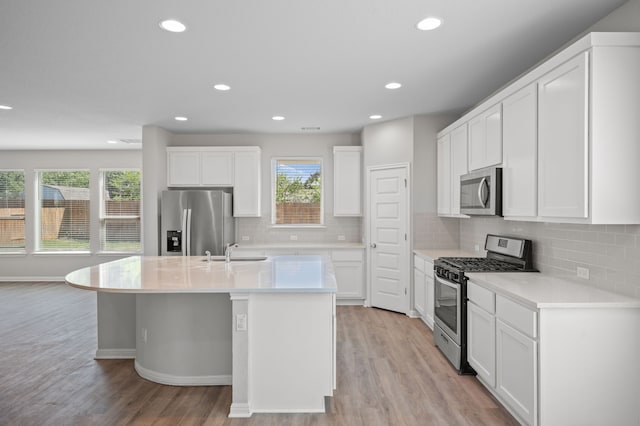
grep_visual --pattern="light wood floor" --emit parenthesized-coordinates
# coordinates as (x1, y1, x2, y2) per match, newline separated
(0, 282, 517, 426)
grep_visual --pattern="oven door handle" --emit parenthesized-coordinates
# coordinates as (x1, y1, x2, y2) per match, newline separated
(435, 275, 459, 289)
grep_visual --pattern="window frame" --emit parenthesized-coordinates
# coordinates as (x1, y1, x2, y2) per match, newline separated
(35, 169, 91, 253)
(271, 157, 325, 227)
(0, 169, 26, 254)
(99, 168, 142, 254)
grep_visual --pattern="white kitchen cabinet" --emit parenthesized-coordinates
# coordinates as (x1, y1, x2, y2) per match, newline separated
(496, 319, 537, 426)
(424, 259, 434, 328)
(537, 52, 588, 219)
(167, 147, 233, 187)
(436, 134, 451, 216)
(467, 301, 496, 388)
(468, 103, 502, 171)
(413, 255, 426, 317)
(450, 124, 468, 216)
(167, 147, 262, 217)
(502, 83, 537, 218)
(201, 151, 234, 186)
(333, 146, 362, 216)
(233, 147, 261, 217)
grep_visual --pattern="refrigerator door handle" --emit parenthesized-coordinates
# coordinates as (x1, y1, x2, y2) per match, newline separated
(181, 209, 188, 256)
(186, 208, 192, 256)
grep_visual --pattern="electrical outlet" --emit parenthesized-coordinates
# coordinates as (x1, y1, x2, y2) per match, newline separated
(236, 314, 247, 332)
(290, 235, 298, 241)
(474, 244, 480, 252)
(577, 267, 590, 280)
(337, 235, 346, 241)
(142, 328, 147, 343)
(241, 236, 250, 241)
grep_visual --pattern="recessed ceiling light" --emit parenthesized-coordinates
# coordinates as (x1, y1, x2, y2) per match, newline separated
(417, 17, 442, 31)
(174, 116, 188, 121)
(0, 105, 13, 110)
(214, 84, 231, 91)
(159, 19, 186, 33)
(369, 115, 382, 120)
(385, 82, 402, 90)
(107, 140, 119, 144)
(272, 116, 285, 121)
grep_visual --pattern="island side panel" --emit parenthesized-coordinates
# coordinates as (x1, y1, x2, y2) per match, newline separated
(96, 293, 136, 359)
(229, 293, 251, 418)
(134, 293, 233, 385)
(248, 292, 334, 413)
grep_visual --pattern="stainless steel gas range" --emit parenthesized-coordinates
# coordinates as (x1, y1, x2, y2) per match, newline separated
(433, 234, 535, 374)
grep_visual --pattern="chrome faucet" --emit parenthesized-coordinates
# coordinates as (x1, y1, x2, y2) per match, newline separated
(225, 243, 239, 263)
(205, 250, 211, 262)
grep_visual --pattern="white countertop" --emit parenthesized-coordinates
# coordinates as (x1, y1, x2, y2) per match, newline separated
(65, 255, 337, 294)
(467, 272, 640, 310)
(235, 242, 365, 250)
(413, 248, 478, 262)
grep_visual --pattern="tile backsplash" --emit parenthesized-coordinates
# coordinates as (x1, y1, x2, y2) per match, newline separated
(460, 218, 640, 298)
(236, 216, 362, 244)
(414, 212, 460, 249)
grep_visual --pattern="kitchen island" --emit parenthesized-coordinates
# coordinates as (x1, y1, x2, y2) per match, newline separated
(65, 255, 337, 418)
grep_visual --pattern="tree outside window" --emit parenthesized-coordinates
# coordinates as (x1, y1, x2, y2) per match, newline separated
(273, 159, 323, 225)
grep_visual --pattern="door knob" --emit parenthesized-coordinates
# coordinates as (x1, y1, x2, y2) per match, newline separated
(370, 243, 377, 248)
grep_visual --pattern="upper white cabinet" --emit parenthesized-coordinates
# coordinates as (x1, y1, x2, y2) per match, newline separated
(468, 103, 502, 171)
(167, 147, 262, 217)
(333, 146, 362, 216)
(502, 83, 538, 218)
(437, 32, 640, 224)
(537, 53, 588, 219)
(232, 148, 262, 217)
(450, 124, 468, 216)
(436, 134, 451, 216)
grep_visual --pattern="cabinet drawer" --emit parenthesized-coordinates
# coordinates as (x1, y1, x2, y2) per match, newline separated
(424, 260, 434, 279)
(496, 295, 537, 339)
(331, 250, 363, 262)
(414, 255, 426, 273)
(468, 281, 495, 314)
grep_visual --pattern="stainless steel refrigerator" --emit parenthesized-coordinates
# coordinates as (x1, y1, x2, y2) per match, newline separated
(160, 190, 235, 256)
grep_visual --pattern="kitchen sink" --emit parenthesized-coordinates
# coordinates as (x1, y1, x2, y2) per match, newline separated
(202, 256, 267, 262)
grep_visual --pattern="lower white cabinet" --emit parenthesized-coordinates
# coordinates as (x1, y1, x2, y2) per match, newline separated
(467, 301, 496, 387)
(413, 254, 434, 329)
(496, 319, 537, 425)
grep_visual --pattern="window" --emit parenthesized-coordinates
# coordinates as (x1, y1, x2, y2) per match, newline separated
(100, 170, 141, 252)
(37, 170, 90, 251)
(272, 158, 323, 225)
(0, 170, 25, 252)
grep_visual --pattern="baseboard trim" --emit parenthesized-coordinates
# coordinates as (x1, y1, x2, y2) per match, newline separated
(407, 309, 420, 319)
(134, 360, 232, 386)
(0, 276, 64, 282)
(95, 348, 136, 359)
(228, 403, 252, 418)
(336, 299, 365, 306)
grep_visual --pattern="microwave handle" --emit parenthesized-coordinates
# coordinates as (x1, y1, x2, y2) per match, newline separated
(478, 177, 488, 208)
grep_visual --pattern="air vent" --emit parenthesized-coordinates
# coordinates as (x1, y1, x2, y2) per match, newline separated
(119, 139, 142, 144)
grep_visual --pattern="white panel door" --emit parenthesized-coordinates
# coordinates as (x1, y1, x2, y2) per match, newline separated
(538, 52, 589, 219)
(369, 166, 409, 314)
(503, 83, 538, 218)
(437, 135, 451, 215)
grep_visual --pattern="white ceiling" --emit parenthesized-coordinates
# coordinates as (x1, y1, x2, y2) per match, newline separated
(0, 0, 627, 150)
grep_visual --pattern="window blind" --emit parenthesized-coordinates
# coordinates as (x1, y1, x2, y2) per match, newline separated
(0, 170, 25, 252)
(38, 170, 90, 251)
(100, 170, 141, 252)
(273, 159, 322, 225)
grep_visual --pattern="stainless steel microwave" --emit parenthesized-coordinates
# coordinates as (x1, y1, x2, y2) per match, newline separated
(460, 167, 502, 216)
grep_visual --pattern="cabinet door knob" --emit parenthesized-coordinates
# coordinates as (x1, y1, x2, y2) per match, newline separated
(370, 243, 377, 248)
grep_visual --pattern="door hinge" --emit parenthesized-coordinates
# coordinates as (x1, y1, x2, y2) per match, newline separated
(404, 288, 407, 295)
(405, 233, 407, 241)
(404, 178, 407, 188)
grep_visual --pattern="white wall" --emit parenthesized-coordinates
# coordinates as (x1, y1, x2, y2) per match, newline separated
(141, 129, 362, 249)
(142, 126, 171, 255)
(0, 150, 142, 280)
(586, 0, 640, 31)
